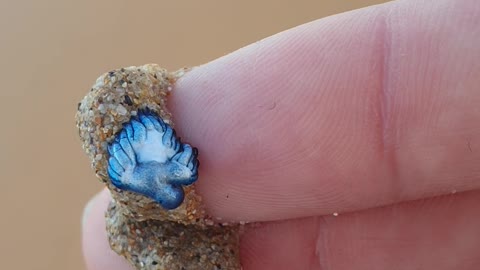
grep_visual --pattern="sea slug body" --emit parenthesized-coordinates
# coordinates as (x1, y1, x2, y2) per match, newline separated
(107, 109, 199, 210)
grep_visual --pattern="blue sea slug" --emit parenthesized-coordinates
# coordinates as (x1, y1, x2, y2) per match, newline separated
(107, 109, 199, 209)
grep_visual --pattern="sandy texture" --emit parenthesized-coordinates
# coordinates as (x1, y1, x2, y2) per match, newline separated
(76, 64, 241, 269)
(106, 201, 241, 270)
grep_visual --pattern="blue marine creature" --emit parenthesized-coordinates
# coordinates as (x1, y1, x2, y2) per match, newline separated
(107, 109, 199, 210)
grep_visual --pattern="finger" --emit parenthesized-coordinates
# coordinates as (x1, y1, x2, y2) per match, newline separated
(169, 0, 480, 221)
(82, 189, 134, 270)
(241, 190, 480, 270)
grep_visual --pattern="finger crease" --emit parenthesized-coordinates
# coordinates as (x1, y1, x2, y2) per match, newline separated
(376, 5, 401, 201)
(315, 216, 330, 270)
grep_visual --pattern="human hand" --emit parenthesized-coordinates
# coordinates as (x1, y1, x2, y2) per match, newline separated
(82, 0, 480, 269)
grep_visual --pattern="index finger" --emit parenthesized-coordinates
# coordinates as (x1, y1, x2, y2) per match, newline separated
(169, 0, 480, 222)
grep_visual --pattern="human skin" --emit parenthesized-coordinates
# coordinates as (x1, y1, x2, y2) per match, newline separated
(82, 0, 480, 269)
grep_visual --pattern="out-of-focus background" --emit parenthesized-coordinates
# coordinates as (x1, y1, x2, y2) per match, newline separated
(0, 1, 388, 269)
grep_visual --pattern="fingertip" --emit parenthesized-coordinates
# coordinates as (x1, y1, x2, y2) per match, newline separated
(82, 188, 134, 270)
(168, 0, 480, 223)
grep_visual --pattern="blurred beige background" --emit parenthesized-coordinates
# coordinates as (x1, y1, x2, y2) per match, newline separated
(0, 0, 388, 269)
